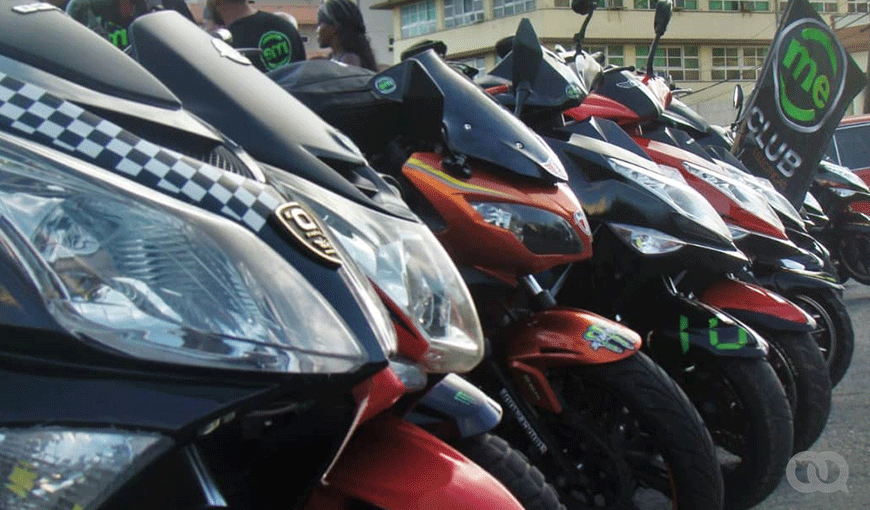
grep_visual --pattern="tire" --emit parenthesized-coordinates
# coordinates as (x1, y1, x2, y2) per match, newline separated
(672, 355, 793, 510)
(500, 352, 724, 510)
(759, 329, 832, 453)
(454, 433, 566, 510)
(789, 289, 856, 387)
(837, 230, 870, 286)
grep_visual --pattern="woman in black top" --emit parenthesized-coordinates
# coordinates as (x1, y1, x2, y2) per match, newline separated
(316, 0, 377, 71)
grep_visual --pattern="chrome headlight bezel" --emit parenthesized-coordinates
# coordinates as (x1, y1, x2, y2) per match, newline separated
(0, 428, 171, 510)
(0, 134, 383, 375)
(264, 168, 485, 374)
(609, 223, 686, 255)
(712, 159, 805, 228)
(682, 160, 786, 234)
(608, 157, 733, 243)
(470, 201, 587, 255)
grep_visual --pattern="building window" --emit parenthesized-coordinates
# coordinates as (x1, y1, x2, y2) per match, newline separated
(709, 0, 769, 10)
(455, 56, 488, 75)
(635, 45, 700, 81)
(494, 0, 536, 17)
(634, 0, 696, 8)
(588, 45, 625, 66)
(400, 1, 437, 38)
(711, 46, 767, 80)
(444, 0, 484, 28)
(847, 0, 868, 11)
(783, 0, 838, 11)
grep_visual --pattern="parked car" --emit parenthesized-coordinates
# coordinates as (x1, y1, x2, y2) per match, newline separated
(824, 113, 870, 188)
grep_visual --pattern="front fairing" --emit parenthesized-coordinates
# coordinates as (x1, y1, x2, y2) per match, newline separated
(485, 44, 590, 113)
(551, 117, 736, 250)
(125, 11, 413, 217)
(817, 159, 870, 192)
(397, 50, 567, 183)
(594, 69, 665, 122)
(664, 98, 712, 137)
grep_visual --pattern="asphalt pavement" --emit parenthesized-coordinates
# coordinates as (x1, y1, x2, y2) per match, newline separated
(753, 280, 870, 509)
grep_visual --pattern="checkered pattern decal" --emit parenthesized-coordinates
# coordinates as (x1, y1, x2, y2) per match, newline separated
(0, 71, 282, 232)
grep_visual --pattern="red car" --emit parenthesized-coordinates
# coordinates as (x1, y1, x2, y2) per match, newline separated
(824, 113, 870, 188)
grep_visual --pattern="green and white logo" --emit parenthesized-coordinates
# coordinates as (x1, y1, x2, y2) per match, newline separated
(566, 83, 582, 100)
(259, 31, 292, 71)
(374, 76, 397, 94)
(773, 19, 847, 133)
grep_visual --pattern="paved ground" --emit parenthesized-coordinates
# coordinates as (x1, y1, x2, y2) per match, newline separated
(753, 280, 870, 509)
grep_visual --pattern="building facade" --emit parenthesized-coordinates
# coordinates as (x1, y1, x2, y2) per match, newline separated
(372, 0, 870, 123)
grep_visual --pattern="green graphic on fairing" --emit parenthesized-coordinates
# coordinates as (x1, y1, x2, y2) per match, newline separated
(679, 315, 749, 354)
(582, 323, 636, 354)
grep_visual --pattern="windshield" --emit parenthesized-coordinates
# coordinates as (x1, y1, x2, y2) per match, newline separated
(407, 50, 567, 183)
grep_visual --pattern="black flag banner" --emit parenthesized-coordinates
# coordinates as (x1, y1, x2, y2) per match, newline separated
(732, 0, 867, 208)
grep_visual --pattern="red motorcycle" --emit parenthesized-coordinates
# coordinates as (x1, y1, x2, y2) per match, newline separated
(272, 26, 725, 507)
(561, 0, 831, 465)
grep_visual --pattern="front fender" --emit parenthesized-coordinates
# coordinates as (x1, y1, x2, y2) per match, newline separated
(410, 374, 503, 438)
(503, 308, 641, 412)
(650, 293, 769, 359)
(753, 266, 843, 295)
(836, 211, 870, 234)
(308, 414, 524, 510)
(701, 279, 816, 332)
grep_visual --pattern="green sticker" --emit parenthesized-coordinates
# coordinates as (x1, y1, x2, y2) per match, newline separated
(375, 76, 397, 94)
(566, 84, 582, 100)
(582, 323, 636, 354)
(454, 391, 475, 405)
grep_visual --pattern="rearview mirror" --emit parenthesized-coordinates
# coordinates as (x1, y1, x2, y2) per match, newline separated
(572, 0, 596, 14)
(512, 18, 543, 90)
(654, 0, 673, 37)
(733, 84, 744, 110)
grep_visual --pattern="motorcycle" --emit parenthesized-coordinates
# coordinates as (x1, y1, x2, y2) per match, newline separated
(662, 90, 856, 387)
(810, 159, 870, 286)
(268, 16, 725, 510)
(0, 5, 531, 510)
(471, 13, 793, 510)
(554, 0, 833, 457)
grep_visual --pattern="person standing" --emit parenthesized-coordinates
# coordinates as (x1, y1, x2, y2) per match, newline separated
(208, 0, 306, 73)
(66, 0, 194, 49)
(316, 0, 377, 71)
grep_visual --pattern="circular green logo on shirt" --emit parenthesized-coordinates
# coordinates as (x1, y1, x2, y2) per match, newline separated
(259, 31, 293, 70)
(375, 77, 397, 94)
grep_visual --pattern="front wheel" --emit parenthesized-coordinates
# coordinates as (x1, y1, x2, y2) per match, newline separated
(838, 230, 870, 286)
(788, 289, 855, 387)
(510, 352, 725, 510)
(672, 355, 793, 510)
(760, 330, 832, 453)
(453, 433, 566, 510)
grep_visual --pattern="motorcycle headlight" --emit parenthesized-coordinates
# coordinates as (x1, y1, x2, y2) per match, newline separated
(682, 161, 786, 234)
(728, 224, 751, 240)
(609, 223, 686, 254)
(713, 159, 805, 228)
(831, 187, 858, 198)
(608, 158, 733, 242)
(0, 137, 380, 374)
(470, 201, 586, 255)
(265, 170, 484, 374)
(0, 428, 170, 510)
